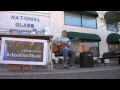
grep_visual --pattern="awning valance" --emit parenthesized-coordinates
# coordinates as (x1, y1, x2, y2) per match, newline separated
(84, 11, 99, 17)
(65, 11, 99, 17)
(107, 33, 120, 43)
(67, 32, 101, 41)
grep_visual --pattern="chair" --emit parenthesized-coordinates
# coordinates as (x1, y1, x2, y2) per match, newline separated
(54, 53, 72, 64)
(97, 54, 106, 66)
(97, 57, 106, 66)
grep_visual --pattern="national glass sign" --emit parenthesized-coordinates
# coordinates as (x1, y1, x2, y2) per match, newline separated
(11, 15, 40, 28)
(0, 12, 50, 30)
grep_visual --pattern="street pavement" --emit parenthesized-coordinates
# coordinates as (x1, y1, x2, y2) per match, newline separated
(0, 64, 120, 79)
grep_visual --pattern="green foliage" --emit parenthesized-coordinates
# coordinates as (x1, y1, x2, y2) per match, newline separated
(104, 11, 120, 24)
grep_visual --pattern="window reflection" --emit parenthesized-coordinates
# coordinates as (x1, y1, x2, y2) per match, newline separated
(83, 41, 99, 57)
(109, 44, 119, 51)
(82, 15, 97, 29)
(107, 24, 118, 32)
(70, 39, 99, 57)
(64, 11, 97, 29)
(65, 12, 81, 26)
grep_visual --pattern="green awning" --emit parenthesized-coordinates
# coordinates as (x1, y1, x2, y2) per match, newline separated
(67, 32, 101, 41)
(107, 33, 120, 43)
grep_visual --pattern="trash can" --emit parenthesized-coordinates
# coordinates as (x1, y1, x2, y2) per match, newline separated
(80, 51, 94, 67)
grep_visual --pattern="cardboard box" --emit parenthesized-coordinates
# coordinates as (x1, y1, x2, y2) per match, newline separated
(22, 65, 32, 71)
(8, 65, 32, 71)
(7, 64, 22, 71)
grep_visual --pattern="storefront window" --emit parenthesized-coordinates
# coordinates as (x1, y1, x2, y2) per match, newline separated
(0, 29, 42, 35)
(64, 11, 97, 29)
(69, 39, 99, 57)
(82, 15, 97, 29)
(83, 40, 99, 57)
(64, 12, 81, 26)
(108, 43, 119, 63)
(108, 43, 119, 51)
(0, 29, 10, 34)
(0, 29, 29, 34)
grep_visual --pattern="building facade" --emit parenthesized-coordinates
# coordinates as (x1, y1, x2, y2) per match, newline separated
(0, 11, 119, 64)
(50, 11, 119, 63)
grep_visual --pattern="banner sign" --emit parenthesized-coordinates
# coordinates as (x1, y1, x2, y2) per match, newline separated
(0, 37, 48, 65)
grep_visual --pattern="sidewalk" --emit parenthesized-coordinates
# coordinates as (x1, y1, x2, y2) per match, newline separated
(0, 64, 120, 79)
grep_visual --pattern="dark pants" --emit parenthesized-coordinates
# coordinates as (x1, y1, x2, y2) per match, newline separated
(58, 47, 76, 66)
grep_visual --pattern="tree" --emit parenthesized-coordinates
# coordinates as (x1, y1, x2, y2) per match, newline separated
(104, 11, 120, 33)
